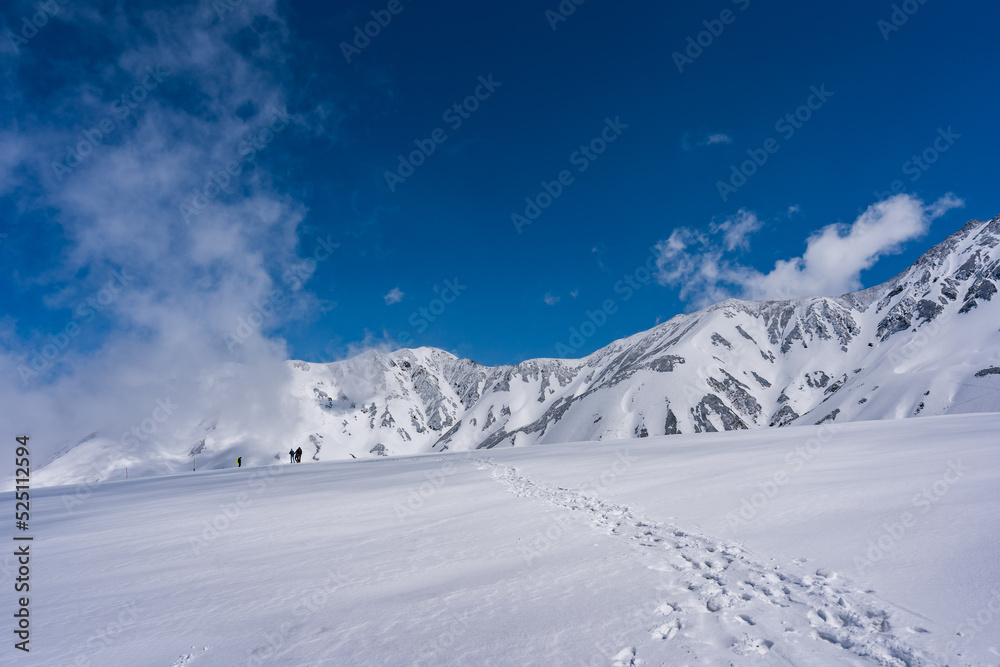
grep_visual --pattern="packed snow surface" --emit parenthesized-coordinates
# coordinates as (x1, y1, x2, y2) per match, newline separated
(5, 413, 1000, 666)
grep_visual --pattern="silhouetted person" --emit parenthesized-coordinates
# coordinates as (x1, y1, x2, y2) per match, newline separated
(289, 448, 295, 463)
(237, 457, 242, 468)
(295, 447, 302, 463)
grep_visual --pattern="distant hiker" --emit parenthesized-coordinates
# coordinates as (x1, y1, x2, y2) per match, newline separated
(295, 447, 302, 463)
(237, 457, 242, 468)
(289, 448, 295, 463)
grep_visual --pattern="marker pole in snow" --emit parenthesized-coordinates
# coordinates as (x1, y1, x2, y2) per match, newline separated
(125, 467, 128, 479)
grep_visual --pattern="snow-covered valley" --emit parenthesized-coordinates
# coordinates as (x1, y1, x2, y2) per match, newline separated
(7, 412, 999, 665)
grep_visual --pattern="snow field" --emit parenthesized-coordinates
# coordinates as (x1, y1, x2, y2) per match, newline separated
(3, 412, 999, 665)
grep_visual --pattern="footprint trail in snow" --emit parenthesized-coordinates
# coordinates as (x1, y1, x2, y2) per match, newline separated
(479, 458, 942, 666)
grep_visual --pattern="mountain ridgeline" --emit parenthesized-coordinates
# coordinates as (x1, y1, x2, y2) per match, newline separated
(30, 215, 1000, 487)
(286, 215, 1000, 461)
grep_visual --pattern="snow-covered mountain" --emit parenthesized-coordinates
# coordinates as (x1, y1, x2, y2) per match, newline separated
(278, 214, 1000, 461)
(32, 214, 1000, 486)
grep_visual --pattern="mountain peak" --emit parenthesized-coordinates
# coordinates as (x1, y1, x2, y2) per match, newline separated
(35, 217, 1000, 484)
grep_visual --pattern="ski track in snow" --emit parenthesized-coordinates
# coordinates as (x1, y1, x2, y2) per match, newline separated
(478, 458, 940, 667)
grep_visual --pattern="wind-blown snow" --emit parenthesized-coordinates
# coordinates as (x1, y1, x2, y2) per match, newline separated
(7, 412, 999, 665)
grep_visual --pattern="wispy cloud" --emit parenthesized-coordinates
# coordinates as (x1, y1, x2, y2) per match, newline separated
(710, 208, 762, 251)
(383, 287, 404, 305)
(654, 194, 964, 308)
(543, 292, 560, 306)
(681, 131, 733, 152)
(0, 0, 333, 470)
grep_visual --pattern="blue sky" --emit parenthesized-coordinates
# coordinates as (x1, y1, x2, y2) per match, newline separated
(1, 0, 998, 417)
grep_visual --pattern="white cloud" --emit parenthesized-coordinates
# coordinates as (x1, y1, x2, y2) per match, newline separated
(655, 194, 964, 308)
(710, 209, 762, 251)
(682, 132, 733, 151)
(0, 0, 332, 470)
(383, 287, 404, 305)
(543, 292, 560, 306)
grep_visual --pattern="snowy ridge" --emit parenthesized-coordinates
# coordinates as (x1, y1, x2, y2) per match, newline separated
(272, 214, 1000, 460)
(32, 215, 1000, 485)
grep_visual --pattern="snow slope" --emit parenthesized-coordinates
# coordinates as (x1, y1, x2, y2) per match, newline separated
(5, 412, 999, 666)
(28, 214, 1000, 488)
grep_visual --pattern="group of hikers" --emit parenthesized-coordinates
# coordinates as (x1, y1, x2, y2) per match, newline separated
(235, 446, 303, 469)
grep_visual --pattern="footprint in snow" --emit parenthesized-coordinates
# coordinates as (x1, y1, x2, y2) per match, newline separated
(655, 602, 680, 615)
(611, 646, 636, 666)
(652, 618, 681, 641)
(732, 635, 775, 656)
(480, 459, 935, 667)
(706, 595, 727, 612)
(172, 646, 210, 666)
